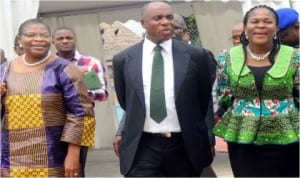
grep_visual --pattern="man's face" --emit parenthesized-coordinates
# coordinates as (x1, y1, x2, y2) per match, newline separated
(231, 29, 243, 46)
(231, 24, 244, 46)
(278, 24, 299, 47)
(52, 29, 76, 52)
(141, 2, 174, 44)
(172, 19, 186, 41)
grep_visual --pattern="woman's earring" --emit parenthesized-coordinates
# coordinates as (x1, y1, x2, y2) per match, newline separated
(273, 34, 277, 40)
(245, 34, 248, 40)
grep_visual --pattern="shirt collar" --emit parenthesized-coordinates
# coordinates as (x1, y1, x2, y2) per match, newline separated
(73, 50, 81, 62)
(56, 50, 79, 62)
(144, 38, 172, 54)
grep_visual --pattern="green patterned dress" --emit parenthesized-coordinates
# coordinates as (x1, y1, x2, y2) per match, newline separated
(213, 45, 299, 145)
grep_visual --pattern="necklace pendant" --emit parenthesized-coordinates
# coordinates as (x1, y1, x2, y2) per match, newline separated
(246, 46, 271, 61)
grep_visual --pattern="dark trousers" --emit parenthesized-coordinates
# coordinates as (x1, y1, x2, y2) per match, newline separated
(125, 133, 201, 177)
(228, 142, 299, 177)
(80, 146, 89, 177)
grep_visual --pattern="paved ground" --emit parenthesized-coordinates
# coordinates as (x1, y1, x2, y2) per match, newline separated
(85, 148, 233, 177)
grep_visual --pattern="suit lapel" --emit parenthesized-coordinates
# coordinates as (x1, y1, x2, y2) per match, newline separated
(173, 40, 189, 99)
(127, 42, 145, 107)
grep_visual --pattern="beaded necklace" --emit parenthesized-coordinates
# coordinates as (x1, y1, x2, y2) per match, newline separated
(246, 46, 271, 61)
(23, 51, 51, 67)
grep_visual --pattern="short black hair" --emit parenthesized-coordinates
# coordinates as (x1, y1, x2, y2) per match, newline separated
(18, 18, 51, 36)
(52, 26, 76, 39)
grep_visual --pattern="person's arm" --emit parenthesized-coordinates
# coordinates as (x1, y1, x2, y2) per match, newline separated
(116, 113, 126, 136)
(112, 53, 126, 110)
(293, 50, 300, 109)
(60, 64, 95, 147)
(204, 49, 216, 156)
(113, 113, 126, 157)
(59, 64, 96, 176)
(205, 96, 216, 157)
(215, 51, 233, 115)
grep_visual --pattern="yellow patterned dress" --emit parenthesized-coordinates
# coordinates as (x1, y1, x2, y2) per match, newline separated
(0, 58, 95, 177)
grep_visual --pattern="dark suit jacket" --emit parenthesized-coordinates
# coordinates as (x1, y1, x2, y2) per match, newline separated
(112, 39, 213, 175)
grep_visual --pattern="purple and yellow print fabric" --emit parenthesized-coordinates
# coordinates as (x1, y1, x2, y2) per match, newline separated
(0, 58, 95, 177)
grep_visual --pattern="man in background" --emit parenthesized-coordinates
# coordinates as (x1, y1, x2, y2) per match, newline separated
(230, 22, 244, 46)
(276, 8, 299, 48)
(52, 27, 109, 175)
(276, 7, 299, 110)
(52, 27, 108, 102)
(172, 13, 189, 42)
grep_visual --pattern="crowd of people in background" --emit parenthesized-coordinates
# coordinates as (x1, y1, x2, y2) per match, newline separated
(0, 1, 299, 177)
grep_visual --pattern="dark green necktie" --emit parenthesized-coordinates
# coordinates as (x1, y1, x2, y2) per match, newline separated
(150, 45, 167, 123)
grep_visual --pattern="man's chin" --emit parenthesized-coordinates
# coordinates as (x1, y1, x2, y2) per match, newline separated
(61, 50, 73, 53)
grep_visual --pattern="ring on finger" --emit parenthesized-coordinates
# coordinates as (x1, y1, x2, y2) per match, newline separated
(74, 173, 79, 176)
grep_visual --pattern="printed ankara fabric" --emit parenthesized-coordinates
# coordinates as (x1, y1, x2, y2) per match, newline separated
(213, 45, 299, 145)
(0, 58, 95, 177)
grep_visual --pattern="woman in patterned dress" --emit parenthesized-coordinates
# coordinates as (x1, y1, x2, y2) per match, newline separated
(213, 5, 299, 177)
(0, 18, 95, 177)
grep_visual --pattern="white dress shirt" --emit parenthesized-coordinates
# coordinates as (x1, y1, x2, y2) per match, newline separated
(142, 38, 181, 133)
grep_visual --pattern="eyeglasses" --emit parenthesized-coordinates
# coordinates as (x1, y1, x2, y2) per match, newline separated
(22, 32, 51, 39)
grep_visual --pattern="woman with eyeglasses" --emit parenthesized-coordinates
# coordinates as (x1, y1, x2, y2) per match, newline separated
(213, 5, 299, 177)
(0, 18, 95, 177)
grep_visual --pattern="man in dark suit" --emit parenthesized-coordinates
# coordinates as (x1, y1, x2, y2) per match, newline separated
(112, 1, 213, 177)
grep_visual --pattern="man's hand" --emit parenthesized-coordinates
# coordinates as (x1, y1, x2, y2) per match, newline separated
(113, 135, 122, 157)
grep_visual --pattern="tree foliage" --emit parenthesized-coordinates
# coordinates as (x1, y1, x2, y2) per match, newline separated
(184, 13, 201, 47)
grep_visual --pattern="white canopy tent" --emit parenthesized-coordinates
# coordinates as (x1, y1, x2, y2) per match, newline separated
(0, 0, 39, 60)
(1, 0, 299, 61)
(241, 0, 299, 14)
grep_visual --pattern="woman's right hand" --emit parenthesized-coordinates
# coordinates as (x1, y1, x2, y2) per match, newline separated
(0, 83, 7, 96)
(214, 115, 222, 124)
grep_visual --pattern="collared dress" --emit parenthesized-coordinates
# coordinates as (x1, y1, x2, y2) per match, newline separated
(0, 58, 95, 177)
(213, 45, 299, 145)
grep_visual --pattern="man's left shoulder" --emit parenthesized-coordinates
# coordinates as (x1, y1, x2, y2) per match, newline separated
(184, 42, 205, 52)
(79, 52, 101, 63)
(187, 45, 209, 56)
